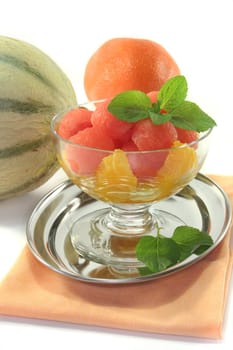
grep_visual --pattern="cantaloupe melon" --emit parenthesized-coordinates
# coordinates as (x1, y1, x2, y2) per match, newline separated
(0, 36, 77, 200)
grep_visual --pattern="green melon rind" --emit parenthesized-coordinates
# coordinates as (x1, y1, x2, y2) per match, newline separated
(0, 138, 58, 199)
(0, 36, 77, 200)
(0, 98, 55, 114)
(0, 135, 50, 158)
(0, 53, 62, 96)
(0, 36, 76, 107)
(0, 160, 58, 200)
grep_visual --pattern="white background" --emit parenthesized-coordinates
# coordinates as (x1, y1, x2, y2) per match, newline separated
(0, 0, 233, 349)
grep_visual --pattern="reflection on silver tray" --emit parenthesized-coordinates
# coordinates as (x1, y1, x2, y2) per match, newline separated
(26, 174, 232, 284)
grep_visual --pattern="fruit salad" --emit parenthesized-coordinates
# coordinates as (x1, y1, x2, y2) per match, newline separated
(54, 100, 203, 204)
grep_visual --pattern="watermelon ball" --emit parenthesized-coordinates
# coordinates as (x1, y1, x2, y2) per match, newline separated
(175, 127, 199, 144)
(125, 119, 178, 177)
(58, 108, 92, 139)
(132, 119, 177, 150)
(128, 151, 169, 178)
(66, 126, 115, 175)
(121, 140, 138, 151)
(122, 140, 168, 178)
(91, 99, 133, 146)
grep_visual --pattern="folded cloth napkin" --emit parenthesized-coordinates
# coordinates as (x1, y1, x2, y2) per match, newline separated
(0, 175, 232, 339)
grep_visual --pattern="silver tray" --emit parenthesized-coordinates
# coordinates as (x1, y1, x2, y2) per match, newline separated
(26, 173, 232, 284)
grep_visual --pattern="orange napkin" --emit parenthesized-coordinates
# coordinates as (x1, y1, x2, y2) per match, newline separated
(0, 175, 232, 339)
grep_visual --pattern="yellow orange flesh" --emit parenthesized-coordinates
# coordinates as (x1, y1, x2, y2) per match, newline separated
(156, 141, 198, 197)
(62, 143, 198, 204)
(95, 149, 137, 202)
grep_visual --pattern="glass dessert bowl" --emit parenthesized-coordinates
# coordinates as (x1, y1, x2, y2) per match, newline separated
(51, 101, 212, 275)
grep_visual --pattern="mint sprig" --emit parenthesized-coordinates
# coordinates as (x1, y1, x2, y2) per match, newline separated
(136, 225, 214, 276)
(108, 75, 216, 132)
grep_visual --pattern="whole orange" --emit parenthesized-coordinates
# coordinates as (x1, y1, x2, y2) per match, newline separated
(84, 38, 180, 100)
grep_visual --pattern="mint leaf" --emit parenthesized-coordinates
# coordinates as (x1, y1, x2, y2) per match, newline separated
(148, 110, 172, 124)
(170, 101, 217, 131)
(194, 245, 211, 255)
(158, 75, 188, 110)
(138, 266, 155, 276)
(136, 235, 180, 273)
(108, 90, 151, 122)
(172, 226, 214, 261)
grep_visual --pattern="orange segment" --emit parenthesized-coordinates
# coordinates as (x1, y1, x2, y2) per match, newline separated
(95, 149, 137, 202)
(156, 141, 198, 197)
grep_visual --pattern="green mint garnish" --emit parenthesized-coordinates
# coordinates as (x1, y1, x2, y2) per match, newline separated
(108, 75, 217, 132)
(169, 101, 216, 132)
(107, 90, 151, 122)
(172, 226, 214, 260)
(158, 74, 188, 110)
(136, 226, 180, 274)
(136, 225, 214, 275)
(149, 110, 172, 124)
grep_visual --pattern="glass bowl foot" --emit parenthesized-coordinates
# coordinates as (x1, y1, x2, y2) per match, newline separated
(70, 204, 186, 274)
